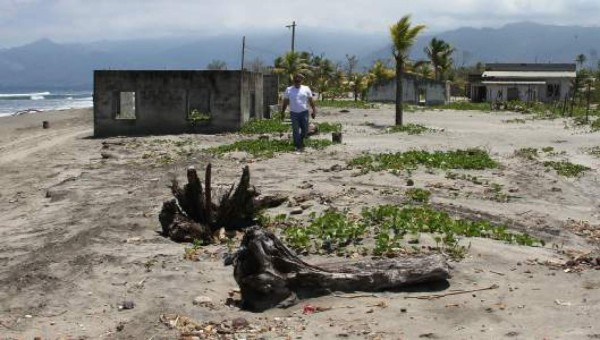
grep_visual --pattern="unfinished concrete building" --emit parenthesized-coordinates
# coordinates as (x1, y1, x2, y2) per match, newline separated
(367, 74, 449, 105)
(94, 70, 276, 137)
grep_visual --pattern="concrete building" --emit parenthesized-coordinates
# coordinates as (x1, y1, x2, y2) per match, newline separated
(93, 70, 275, 137)
(367, 74, 449, 105)
(468, 63, 576, 103)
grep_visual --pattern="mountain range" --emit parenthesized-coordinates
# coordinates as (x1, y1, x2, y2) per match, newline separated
(1, 22, 599, 90)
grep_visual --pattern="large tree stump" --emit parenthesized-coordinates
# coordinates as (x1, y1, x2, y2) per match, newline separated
(159, 165, 286, 243)
(231, 227, 450, 311)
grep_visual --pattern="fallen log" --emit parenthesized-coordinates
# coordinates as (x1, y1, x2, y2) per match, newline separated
(159, 164, 286, 243)
(230, 227, 450, 311)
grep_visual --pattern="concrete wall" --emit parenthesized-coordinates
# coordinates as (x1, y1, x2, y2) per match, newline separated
(479, 79, 572, 103)
(262, 74, 279, 118)
(367, 75, 448, 105)
(94, 70, 264, 137)
(240, 71, 264, 123)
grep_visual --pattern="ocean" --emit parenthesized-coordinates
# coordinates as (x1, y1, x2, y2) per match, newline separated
(0, 90, 93, 117)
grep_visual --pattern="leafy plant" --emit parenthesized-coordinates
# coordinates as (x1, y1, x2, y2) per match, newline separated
(189, 109, 211, 125)
(405, 188, 431, 203)
(240, 119, 290, 134)
(503, 118, 527, 124)
(349, 148, 497, 173)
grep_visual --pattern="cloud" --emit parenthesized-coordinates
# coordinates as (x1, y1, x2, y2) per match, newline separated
(0, 0, 599, 47)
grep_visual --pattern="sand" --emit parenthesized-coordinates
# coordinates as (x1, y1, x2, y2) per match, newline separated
(0, 106, 599, 339)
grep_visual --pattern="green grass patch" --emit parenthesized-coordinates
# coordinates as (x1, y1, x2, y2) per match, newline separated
(386, 123, 432, 135)
(543, 160, 590, 177)
(207, 138, 332, 158)
(349, 149, 497, 173)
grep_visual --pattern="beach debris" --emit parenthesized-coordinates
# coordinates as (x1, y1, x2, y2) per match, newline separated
(42, 121, 49, 129)
(405, 284, 499, 300)
(228, 226, 449, 311)
(159, 164, 286, 243)
(192, 296, 213, 307)
(332, 131, 343, 144)
(118, 300, 135, 310)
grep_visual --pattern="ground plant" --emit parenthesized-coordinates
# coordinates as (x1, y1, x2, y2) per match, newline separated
(207, 139, 332, 158)
(543, 160, 590, 177)
(433, 102, 491, 111)
(240, 119, 341, 134)
(349, 148, 497, 173)
(405, 188, 431, 203)
(282, 205, 543, 260)
(386, 123, 432, 135)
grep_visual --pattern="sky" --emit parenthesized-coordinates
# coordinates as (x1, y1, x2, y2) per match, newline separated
(1, 0, 600, 48)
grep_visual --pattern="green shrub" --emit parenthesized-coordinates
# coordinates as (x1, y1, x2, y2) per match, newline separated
(543, 160, 590, 177)
(386, 123, 432, 135)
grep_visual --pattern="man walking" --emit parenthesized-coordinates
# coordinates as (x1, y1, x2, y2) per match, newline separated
(281, 74, 317, 152)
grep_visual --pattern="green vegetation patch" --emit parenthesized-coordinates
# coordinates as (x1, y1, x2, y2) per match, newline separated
(281, 205, 543, 259)
(587, 146, 600, 157)
(240, 119, 341, 135)
(405, 188, 431, 203)
(318, 100, 377, 109)
(240, 119, 290, 134)
(207, 138, 332, 158)
(386, 123, 432, 135)
(432, 102, 491, 111)
(503, 118, 527, 124)
(316, 122, 342, 133)
(543, 160, 590, 177)
(349, 148, 497, 173)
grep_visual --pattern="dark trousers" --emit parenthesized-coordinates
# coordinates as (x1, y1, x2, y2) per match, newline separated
(290, 110, 309, 149)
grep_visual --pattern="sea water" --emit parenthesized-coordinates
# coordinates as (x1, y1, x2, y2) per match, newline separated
(0, 90, 93, 117)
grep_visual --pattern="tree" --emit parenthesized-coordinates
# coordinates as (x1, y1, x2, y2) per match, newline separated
(368, 60, 395, 86)
(576, 54, 587, 70)
(206, 60, 228, 70)
(424, 38, 455, 81)
(390, 15, 426, 126)
(273, 51, 312, 85)
(344, 54, 359, 78)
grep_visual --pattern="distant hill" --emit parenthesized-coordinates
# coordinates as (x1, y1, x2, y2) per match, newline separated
(1, 22, 599, 90)
(366, 22, 600, 67)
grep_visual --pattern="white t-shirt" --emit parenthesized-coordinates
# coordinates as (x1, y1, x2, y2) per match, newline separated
(284, 85, 312, 113)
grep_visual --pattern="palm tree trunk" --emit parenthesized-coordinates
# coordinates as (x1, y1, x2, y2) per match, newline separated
(395, 57, 404, 126)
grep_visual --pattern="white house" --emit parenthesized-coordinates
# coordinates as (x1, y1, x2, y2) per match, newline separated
(469, 63, 576, 103)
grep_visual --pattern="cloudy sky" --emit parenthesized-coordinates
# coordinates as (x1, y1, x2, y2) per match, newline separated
(1, 0, 599, 47)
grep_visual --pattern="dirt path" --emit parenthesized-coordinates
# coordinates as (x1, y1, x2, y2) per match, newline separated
(0, 107, 599, 339)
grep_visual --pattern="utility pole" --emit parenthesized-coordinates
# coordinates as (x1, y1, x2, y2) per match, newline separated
(286, 21, 296, 53)
(241, 36, 246, 70)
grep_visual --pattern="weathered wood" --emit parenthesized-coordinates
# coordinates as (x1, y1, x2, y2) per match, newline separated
(231, 227, 450, 311)
(159, 165, 285, 243)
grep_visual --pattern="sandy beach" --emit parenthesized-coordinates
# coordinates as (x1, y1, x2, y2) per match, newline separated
(0, 106, 599, 339)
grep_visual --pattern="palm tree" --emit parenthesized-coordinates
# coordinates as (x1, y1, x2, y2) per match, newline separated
(273, 52, 312, 85)
(424, 38, 455, 81)
(368, 60, 395, 86)
(390, 15, 426, 126)
(576, 54, 587, 69)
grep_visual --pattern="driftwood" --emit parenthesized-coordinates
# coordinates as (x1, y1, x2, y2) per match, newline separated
(230, 227, 450, 311)
(159, 165, 286, 243)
